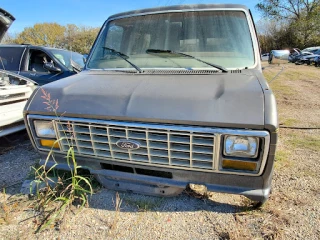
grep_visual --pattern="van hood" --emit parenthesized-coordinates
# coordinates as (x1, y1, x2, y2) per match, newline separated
(26, 71, 265, 129)
(0, 8, 15, 42)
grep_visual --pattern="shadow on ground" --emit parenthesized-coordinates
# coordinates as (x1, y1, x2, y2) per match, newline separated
(88, 187, 256, 214)
(0, 130, 30, 155)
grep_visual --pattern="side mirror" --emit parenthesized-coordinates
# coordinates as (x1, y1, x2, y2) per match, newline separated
(268, 50, 290, 64)
(44, 62, 61, 72)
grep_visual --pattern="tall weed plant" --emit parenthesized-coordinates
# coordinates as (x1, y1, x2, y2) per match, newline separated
(31, 88, 94, 232)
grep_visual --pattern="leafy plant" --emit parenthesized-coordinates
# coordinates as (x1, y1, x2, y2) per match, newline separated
(30, 88, 95, 232)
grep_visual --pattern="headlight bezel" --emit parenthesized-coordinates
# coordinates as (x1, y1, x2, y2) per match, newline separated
(27, 117, 60, 150)
(219, 133, 267, 174)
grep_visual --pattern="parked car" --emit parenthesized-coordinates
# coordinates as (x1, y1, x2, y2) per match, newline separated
(0, 69, 37, 137)
(0, 44, 85, 85)
(295, 49, 320, 65)
(301, 46, 320, 52)
(261, 53, 269, 61)
(25, 4, 278, 205)
(289, 47, 320, 63)
(0, 8, 37, 137)
(288, 48, 302, 63)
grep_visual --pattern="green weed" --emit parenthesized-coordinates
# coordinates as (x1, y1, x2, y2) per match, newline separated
(281, 118, 300, 127)
(124, 196, 164, 211)
(31, 145, 93, 233)
(29, 88, 95, 232)
(288, 134, 320, 152)
(275, 150, 290, 162)
(270, 81, 295, 96)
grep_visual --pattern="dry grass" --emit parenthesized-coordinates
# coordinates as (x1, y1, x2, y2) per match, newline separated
(288, 133, 320, 152)
(0, 193, 30, 226)
(279, 117, 300, 127)
(225, 63, 320, 239)
(0, 191, 10, 225)
(109, 192, 122, 236)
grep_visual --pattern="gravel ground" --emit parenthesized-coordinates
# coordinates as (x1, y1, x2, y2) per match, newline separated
(0, 132, 39, 194)
(0, 63, 319, 239)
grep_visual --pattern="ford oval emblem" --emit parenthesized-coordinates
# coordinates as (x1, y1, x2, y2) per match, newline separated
(116, 139, 141, 150)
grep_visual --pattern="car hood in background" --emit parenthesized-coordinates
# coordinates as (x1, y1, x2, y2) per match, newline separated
(0, 8, 15, 42)
(26, 71, 265, 129)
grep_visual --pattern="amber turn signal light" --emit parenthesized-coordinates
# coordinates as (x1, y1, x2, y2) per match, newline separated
(40, 139, 60, 149)
(222, 159, 257, 171)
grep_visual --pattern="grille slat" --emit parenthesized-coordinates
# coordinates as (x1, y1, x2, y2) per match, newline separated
(93, 142, 110, 150)
(74, 125, 90, 133)
(91, 127, 108, 135)
(55, 121, 216, 170)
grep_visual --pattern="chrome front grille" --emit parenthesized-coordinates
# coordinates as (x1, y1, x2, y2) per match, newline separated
(55, 121, 216, 170)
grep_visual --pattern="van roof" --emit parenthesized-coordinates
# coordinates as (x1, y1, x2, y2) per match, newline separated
(108, 4, 249, 20)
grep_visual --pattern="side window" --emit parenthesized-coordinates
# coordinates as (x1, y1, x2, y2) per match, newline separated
(0, 47, 25, 71)
(28, 50, 52, 72)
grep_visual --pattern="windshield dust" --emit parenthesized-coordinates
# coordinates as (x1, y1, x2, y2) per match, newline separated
(88, 11, 255, 70)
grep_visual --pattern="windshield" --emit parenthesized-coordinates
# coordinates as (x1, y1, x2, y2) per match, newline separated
(88, 10, 255, 70)
(50, 49, 85, 71)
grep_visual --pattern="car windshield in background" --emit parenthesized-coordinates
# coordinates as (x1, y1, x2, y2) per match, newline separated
(88, 11, 255, 70)
(51, 49, 85, 71)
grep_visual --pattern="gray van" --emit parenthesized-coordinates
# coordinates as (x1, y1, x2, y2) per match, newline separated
(24, 4, 278, 205)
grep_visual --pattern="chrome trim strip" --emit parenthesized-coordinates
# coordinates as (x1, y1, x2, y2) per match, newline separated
(167, 131, 172, 166)
(29, 115, 269, 137)
(214, 134, 221, 170)
(89, 125, 97, 156)
(51, 119, 62, 150)
(27, 115, 270, 176)
(146, 131, 151, 164)
(189, 133, 193, 168)
(107, 126, 114, 159)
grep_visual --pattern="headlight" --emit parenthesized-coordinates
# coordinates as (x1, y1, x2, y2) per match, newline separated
(34, 120, 56, 138)
(224, 135, 259, 158)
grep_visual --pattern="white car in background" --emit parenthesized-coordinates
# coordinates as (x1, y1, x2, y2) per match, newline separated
(0, 8, 37, 137)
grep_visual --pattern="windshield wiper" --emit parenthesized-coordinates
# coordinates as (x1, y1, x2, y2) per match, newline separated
(146, 49, 228, 73)
(102, 47, 142, 73)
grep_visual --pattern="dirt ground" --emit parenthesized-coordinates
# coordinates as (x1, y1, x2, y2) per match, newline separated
(0, 63, 319, 239)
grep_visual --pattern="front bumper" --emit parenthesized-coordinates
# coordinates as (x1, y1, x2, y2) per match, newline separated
(39, 151, 274, 203)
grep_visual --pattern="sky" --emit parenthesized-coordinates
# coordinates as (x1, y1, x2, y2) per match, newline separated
(2, 0, 262, 34)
